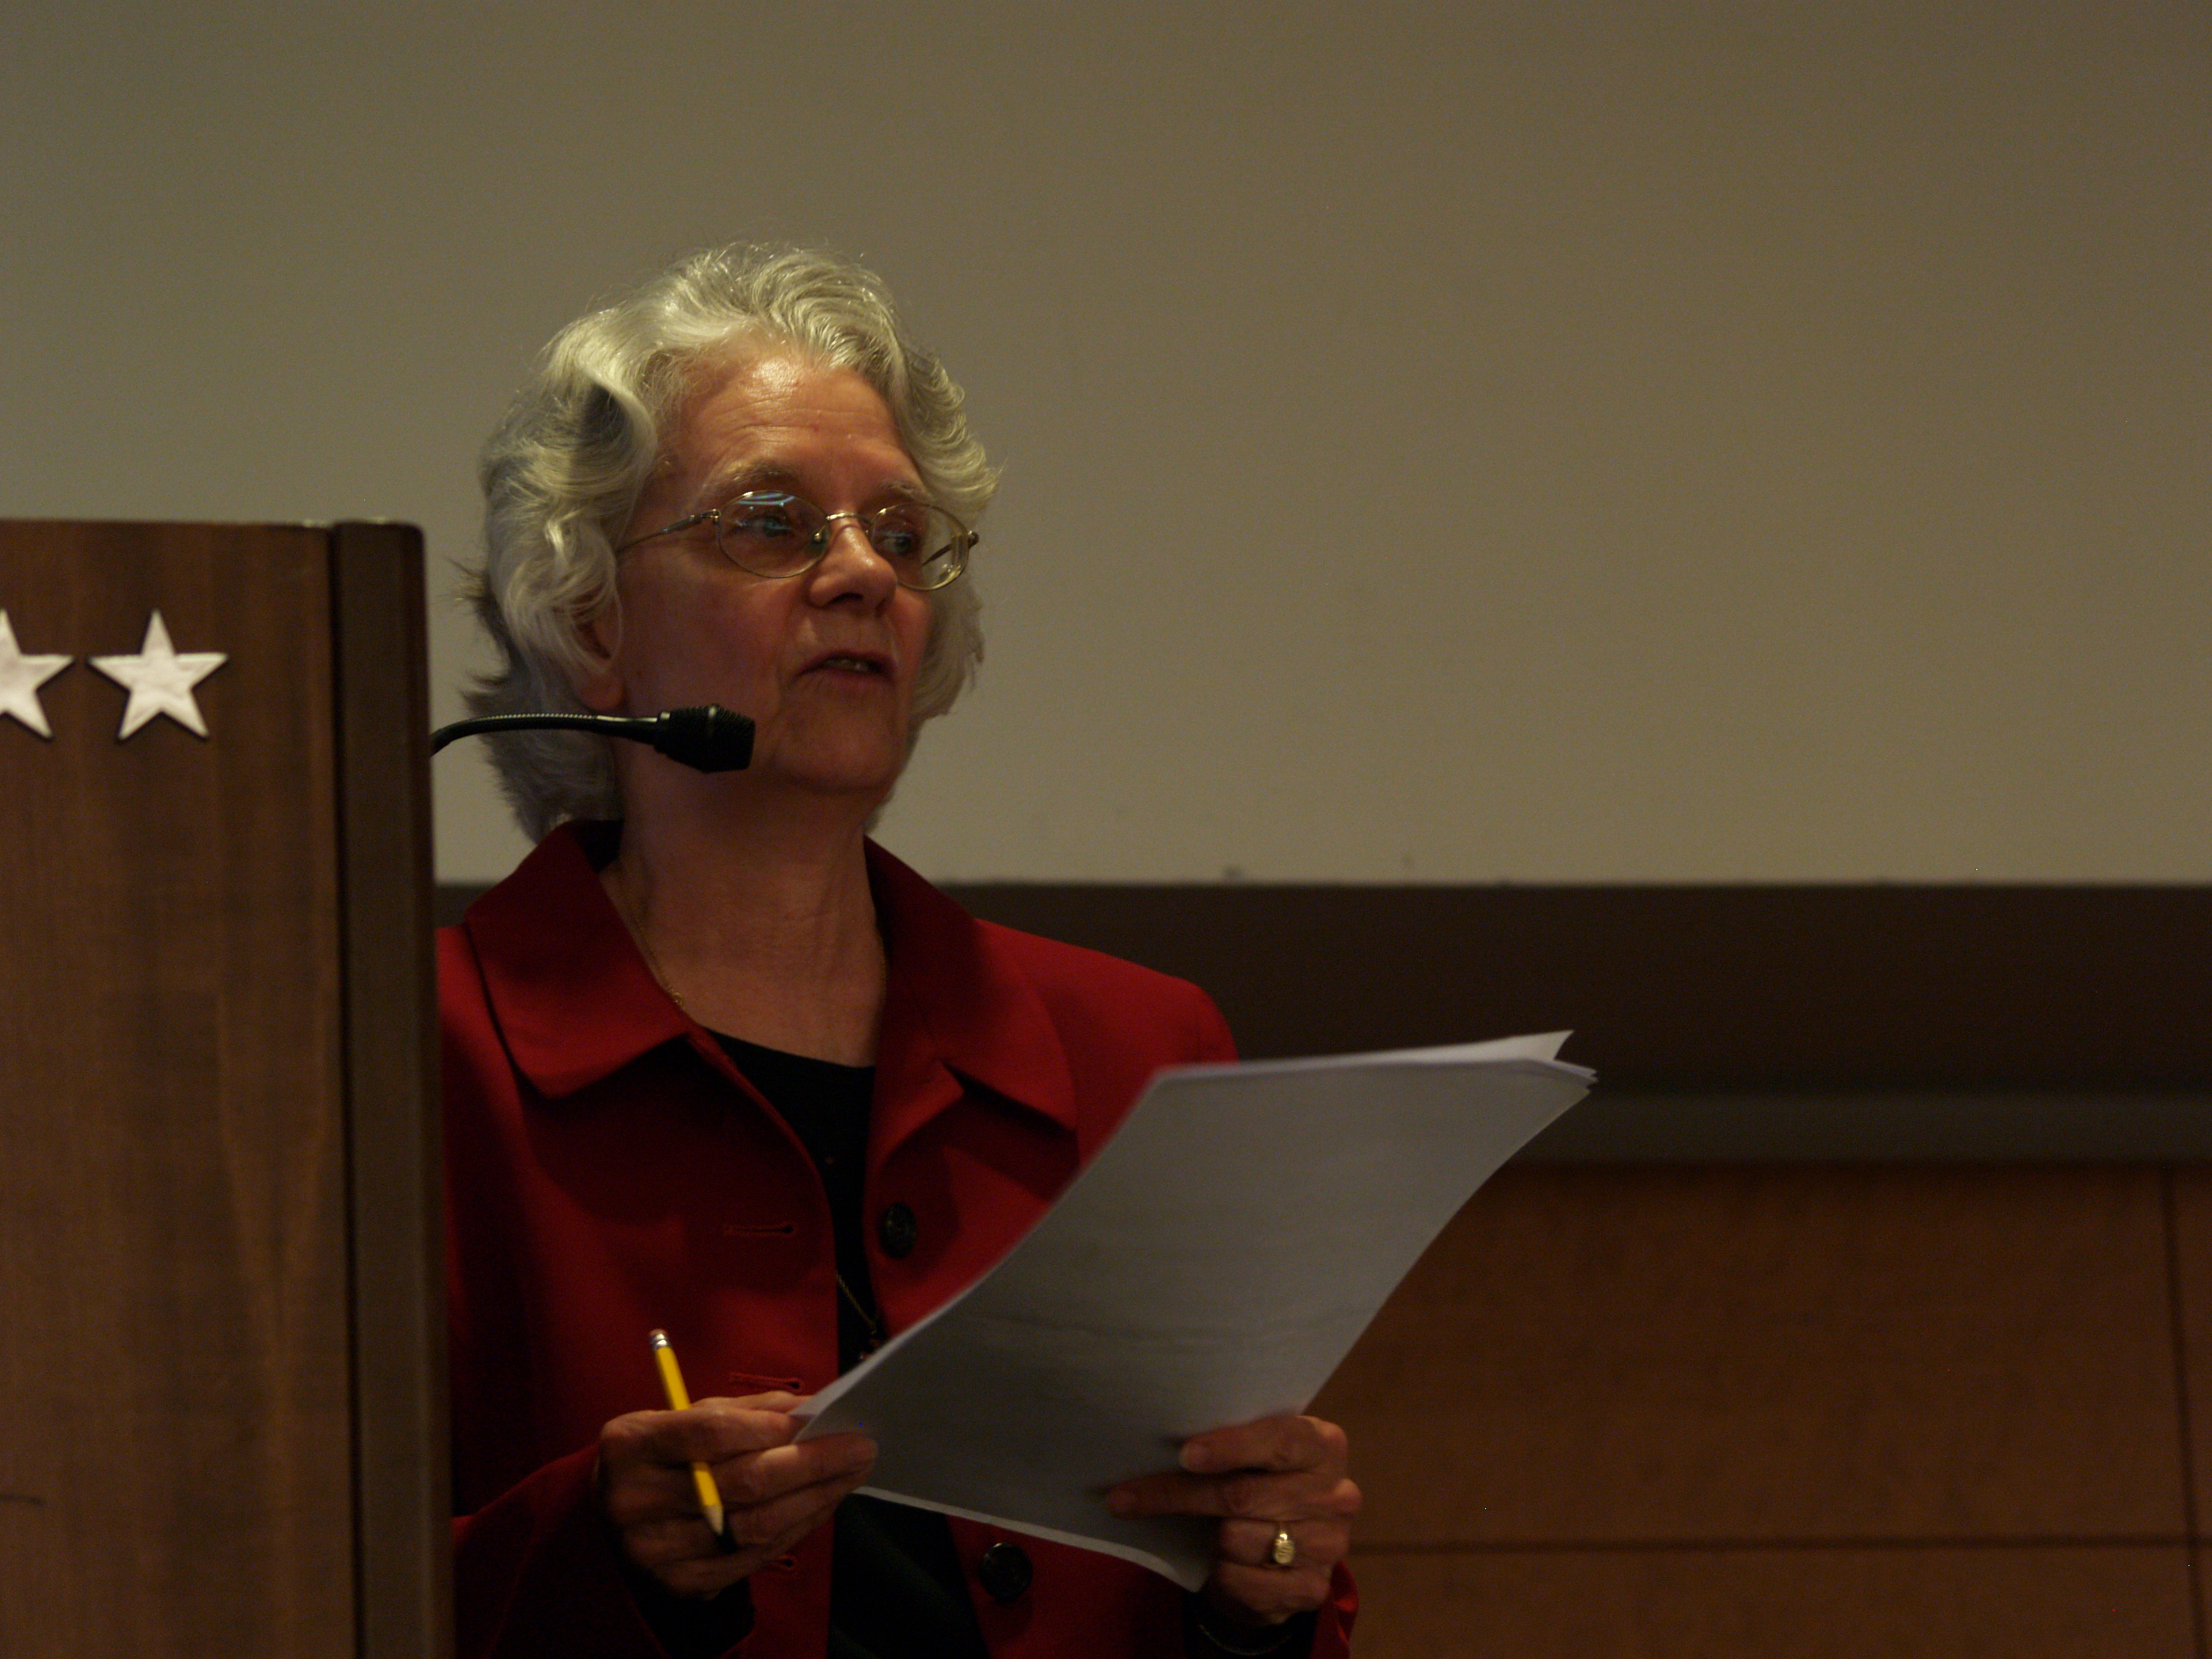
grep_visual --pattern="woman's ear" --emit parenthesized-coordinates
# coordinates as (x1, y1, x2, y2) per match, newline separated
(569, 604, 626, 713)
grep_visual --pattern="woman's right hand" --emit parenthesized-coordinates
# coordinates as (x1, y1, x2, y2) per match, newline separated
(598, 1392, 877, 1597)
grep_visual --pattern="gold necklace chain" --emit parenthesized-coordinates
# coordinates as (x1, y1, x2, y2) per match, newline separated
(617, 886, 689, 1013)
(840, 1277, 886, 1355)
(632, 926, 689, 1013)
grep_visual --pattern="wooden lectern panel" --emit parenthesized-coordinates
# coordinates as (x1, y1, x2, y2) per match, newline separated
(0, 521, 444, 1657)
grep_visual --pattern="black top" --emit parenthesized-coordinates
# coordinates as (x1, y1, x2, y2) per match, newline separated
(715, 1033, 990, 1659)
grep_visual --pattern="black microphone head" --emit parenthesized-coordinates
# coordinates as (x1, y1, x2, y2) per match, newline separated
(650, 704, 755, 773)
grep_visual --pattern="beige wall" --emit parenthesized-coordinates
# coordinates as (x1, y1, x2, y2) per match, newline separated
(5, 1, 2205, 884)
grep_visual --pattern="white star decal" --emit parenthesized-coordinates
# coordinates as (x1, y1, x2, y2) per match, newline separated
(0, 611, 73, 739)
(91, 611, 227, 739)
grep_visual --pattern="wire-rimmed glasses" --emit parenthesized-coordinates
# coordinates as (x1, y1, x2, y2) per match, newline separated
(617, 491, 974, 591)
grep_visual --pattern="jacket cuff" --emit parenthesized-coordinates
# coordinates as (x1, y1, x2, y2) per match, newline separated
(454, 1445, 747, 1659)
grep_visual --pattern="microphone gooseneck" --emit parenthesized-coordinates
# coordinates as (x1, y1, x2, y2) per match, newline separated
(430, 705, 755, 773)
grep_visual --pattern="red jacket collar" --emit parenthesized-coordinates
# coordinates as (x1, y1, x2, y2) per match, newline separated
(462, 824, 1079, 1142)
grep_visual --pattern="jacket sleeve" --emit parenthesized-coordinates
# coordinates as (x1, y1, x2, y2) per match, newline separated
(453, 1446, 762, 1659)
(1315, 1562, 1357, 1658)
(443, 916, 738, 1659)
(453, 1448, 668, 1658)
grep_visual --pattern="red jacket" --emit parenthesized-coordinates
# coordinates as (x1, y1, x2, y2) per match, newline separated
(444, 825, 1355, 1658)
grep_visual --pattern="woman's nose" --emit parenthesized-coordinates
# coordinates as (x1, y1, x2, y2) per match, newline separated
(807, 516, 897, 601)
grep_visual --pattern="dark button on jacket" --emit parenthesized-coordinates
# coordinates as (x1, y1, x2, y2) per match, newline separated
(975, 1541, 1033, 1604)
(878, 1200, 919, 1258)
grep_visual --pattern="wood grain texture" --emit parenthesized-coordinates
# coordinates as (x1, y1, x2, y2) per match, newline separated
(2164, 1169, 2212, 1551)
(2196, 1545, 2212, 1659)
(0, 523, 353, 1654)
(331, 523, 448, 1659)
(1311, 1166, 2186, 1546)
(1345, 1546, 2196, 1659)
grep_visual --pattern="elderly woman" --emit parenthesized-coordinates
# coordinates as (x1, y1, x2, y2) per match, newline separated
(443, 246, 1358, 1659)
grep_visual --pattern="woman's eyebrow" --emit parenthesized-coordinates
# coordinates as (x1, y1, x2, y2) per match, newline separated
(697, 462, 931, 506)
(697, 460, 800, 501)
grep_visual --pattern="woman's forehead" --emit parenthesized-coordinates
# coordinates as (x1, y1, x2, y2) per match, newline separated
(650, 354, 928, 522)
(681, 351, 907, 468)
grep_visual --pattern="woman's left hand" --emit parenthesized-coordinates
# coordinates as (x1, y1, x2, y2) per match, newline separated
(1105, 1414, 1359, 1629)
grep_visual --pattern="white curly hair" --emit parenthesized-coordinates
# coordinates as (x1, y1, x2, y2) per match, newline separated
(465, 244, 994, 839)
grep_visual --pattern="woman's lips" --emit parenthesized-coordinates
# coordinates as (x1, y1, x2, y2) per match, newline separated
(801, 649, 892, 678)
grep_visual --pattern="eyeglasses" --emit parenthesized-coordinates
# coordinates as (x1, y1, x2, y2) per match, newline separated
(617, 491, 975, 591)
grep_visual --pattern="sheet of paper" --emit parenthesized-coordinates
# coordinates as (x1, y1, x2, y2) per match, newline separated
(794, 1032, 1592, 1589)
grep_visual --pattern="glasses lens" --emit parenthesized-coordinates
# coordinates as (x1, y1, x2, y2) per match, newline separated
(718, 494, 829, 577)
(872, 502, 967, 590)
(714, 493, 968, 588)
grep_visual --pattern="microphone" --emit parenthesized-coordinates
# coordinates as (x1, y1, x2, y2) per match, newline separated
(430, 704, 755, 773)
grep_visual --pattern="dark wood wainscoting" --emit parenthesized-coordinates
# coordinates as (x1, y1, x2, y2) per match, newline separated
(436, 878, 2212, 1157)
(933, 882, 2212, 1088)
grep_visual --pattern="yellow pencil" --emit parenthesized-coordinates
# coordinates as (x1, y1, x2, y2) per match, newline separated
(648, 1329, 728, 1542)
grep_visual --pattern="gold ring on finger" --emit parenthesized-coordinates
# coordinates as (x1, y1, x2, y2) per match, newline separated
(1268, 1529, 1296, 1568)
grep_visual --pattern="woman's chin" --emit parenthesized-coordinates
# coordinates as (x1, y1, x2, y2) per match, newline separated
(750, 746, 909, 810)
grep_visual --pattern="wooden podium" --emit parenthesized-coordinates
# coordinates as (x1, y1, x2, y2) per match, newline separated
(0, 522, 449, 1656)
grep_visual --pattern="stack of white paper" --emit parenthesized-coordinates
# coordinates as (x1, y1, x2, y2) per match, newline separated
(795, 1032, 1592, 1588)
